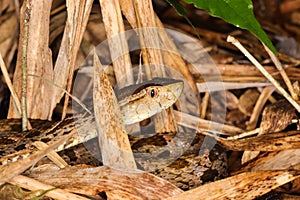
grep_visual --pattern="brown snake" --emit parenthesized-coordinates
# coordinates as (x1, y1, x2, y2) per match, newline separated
(117, 77, 183, 125)
(0, 78, 228, 190)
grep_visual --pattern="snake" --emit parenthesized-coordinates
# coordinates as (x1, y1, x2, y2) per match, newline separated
(0, 77, 228, 190)
(117, 77, 184, 125)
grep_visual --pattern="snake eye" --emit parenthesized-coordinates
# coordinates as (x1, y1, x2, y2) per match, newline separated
(150, 89, 155, 97)
(148, 88, 158, 98)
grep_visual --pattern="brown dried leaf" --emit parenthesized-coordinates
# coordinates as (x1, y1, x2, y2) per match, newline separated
(216, 130, 300, 151)
(51, 0, 93, 116)
(238, 88, 260, 116)
(225, 91, 239, 110)
(260, 99, 296, 134)
(242, 99, 297, 163)
(8, 0, 53, 119)
(8, 175, 88, 200)
(236, 149, 300, 173)
(167, 170, 300, 200)
(28, 164, 182, 199)
(93, 52, 136, 169)
(100, 0, 133, 87)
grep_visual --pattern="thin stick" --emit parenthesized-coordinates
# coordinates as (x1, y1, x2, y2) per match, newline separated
(28, 74, 92, 115)
(174, 110, 243, 135)
(200, 92, 209, 119)
(0, 54, 22, 116)
(9, 175, 89, 200)
(262, 43, 298, 100)
(0, 55, 32, 129)
(246, 86, 276, 130)
(227, 36, 300, 113)
(33, 141, 68, 168)
(227, 128, 260, 140)
(21, 0, 31, 131)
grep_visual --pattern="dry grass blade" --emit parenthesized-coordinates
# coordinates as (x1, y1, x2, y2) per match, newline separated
(174, 110, 243, 135)
(263, 43, 298, 100)
(167, 170, 300, 200)
(119, 0, 137, 28)
(8, 0, 53, 121)
(132, 0, 179, 133)
(33, 141, 68, 168)
(0, 53, 21, 116)
(28, 165, 182, 199)
(193, 64, 300, 83)
(99, 0, 133, 87)
(216, 130, 300, 151)
(197, 81, 272, 91)
(227, 35, 300, 113)
(61, 0, 94, 119)
(93, 51, 136, 169)
(9, 175, 89, 200)
(51, 0, 93, 119)
(236, 149, 300, 173)
(133, 0, 164, 78)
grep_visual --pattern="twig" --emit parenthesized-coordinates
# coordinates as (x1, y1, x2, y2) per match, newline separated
(200, 92, 209, 119)
(262, 43, 298, 100)
(0, 55, 32, 129)
(28, 74, 92, 115)
(10, 175, 89, 200)
(227, 128, 260, 140)
(33, 141, 68, 168)
(21, 0, 31, 131)
(0, 54, 22, 116)
(227, 35, 300, 113)
(174, 110, 243, 135)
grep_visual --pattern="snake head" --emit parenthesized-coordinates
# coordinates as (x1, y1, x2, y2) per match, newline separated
(118, 78, 184, 125)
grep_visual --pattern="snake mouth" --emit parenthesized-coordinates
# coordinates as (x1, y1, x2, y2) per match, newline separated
(165, 80, 184, 100)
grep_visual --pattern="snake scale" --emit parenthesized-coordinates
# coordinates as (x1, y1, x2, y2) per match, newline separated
(0, 78, 228, 190)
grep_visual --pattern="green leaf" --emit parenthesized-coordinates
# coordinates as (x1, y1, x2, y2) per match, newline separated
(166, 0, 201, 39)
(166, 0, 187, 16)
(183, 0, 277, 54)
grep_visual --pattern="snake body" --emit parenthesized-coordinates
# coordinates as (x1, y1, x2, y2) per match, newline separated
(0, 118, 228, 190)
(1, 78, 183, 164)
(0, 78, 227, 190)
